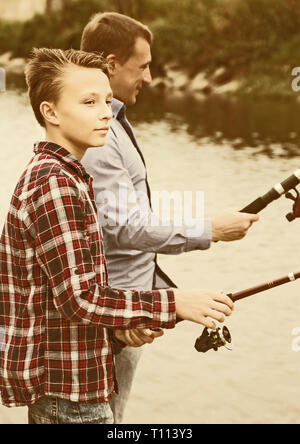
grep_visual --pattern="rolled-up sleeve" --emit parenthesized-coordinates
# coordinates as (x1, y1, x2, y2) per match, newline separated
(25, 174, 176, 329)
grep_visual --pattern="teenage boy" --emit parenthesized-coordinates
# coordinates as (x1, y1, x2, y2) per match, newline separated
(80, 12, 259, 423)
(0, 48, 234, 424)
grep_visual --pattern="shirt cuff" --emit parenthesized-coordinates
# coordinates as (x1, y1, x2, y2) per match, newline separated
(185, 219, 212, 251)
(151, 288, 177, 329)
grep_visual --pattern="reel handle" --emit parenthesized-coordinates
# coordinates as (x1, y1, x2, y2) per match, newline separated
(285, 189, 300, 221)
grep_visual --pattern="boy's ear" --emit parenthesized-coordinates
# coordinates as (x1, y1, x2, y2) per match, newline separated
(40, 101, 59, 126)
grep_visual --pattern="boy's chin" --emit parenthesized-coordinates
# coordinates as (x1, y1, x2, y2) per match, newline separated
(90, 142, 106, 148)
(90, 137, 107, 148)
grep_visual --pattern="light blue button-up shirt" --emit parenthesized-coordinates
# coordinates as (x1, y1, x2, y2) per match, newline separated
(81, 98, 212, 291)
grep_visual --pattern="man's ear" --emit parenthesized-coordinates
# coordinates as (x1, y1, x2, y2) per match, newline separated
(40, 101, 59, 126)
(106, 54, 118, 76)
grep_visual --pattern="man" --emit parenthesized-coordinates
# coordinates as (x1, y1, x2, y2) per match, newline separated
(80, 12, 258, 423)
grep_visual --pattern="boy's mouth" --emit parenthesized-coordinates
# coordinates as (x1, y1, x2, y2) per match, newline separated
(94, 127, 109, 133)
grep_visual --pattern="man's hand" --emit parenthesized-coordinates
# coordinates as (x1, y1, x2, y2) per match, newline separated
(174, 289, 234, 329)
(115, 328, 164, 347)
(212, 210, 259, 242)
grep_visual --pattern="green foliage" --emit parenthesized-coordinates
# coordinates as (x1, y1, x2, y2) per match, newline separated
(0, 19, 23, 55)
(0, 0, 115, 57)
(1, 0, 300, 96)
(148, 0, 300, 73)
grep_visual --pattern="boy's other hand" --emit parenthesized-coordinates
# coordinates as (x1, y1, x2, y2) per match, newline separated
(115, 328, 164, 347)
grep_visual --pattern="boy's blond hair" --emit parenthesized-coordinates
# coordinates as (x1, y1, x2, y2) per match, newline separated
(25, 48, 109, 127)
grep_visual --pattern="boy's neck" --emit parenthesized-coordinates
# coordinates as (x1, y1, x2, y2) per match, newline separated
(45, 131, 87, 162)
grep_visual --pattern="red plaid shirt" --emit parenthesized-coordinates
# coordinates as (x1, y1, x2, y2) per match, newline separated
(0, 142, 176, 407)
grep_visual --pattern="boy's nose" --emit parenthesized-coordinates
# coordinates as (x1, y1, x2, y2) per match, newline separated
(101, 104, 113, 121)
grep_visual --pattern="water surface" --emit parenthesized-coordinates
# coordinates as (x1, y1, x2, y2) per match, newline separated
(1, 89, 300, 424)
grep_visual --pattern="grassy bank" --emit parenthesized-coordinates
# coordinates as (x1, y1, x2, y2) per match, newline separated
(1, 0, 300, 97)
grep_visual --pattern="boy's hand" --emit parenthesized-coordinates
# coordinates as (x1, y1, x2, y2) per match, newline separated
(212, 209, 259, 242)
(174, 289, 234, 329)
(115, 328, 164, 347)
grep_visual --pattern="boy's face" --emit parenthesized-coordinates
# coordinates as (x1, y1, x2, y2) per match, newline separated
(49, 65, 113, 157)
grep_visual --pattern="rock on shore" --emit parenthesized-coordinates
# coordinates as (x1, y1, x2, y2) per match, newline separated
(0, 51, 241, 98)
(151, 64, 241, 97)
(0, 52, 26, 75)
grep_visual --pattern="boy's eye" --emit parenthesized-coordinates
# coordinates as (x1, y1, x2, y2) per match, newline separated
(106, 100, 112, 106)
(85, 100, 95, 105)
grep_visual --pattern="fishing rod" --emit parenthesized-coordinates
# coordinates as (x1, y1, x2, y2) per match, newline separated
(195, 170, 300, 352)
(195, 270, 300, 353)
(194, 170, 300, 351)
(240, 169, 300, 221)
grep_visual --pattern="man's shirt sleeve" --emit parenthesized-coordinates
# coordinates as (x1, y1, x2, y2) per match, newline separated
(82, 131, 211, 255)
(25, 174, 176, 329)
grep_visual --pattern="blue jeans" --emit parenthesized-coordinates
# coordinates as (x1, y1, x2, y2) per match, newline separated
(28, 396, 114, 424)
(109, 347, 143, 424)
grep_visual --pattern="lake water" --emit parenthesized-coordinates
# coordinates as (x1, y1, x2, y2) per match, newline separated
(1, 88, 300, 424)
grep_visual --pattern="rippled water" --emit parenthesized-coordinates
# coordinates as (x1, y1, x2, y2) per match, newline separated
(1, 89, 300, 424)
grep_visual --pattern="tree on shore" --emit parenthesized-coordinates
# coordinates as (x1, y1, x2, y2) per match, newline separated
(112, 0, 143, 19)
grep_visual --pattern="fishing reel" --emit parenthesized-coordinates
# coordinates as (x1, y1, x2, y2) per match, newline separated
(195, 326, 232, 353)
(285, 188, 300, 221)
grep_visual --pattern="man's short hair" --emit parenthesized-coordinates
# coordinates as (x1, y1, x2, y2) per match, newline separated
(81, 12, 153, 64)
(25, 48, 109, 128)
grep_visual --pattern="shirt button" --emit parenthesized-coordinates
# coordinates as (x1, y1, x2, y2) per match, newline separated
(74, 269, 80, 275)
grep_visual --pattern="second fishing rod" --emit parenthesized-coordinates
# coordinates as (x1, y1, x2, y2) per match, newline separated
(194, 269, 300, 353)
(194, 169, 300, 353)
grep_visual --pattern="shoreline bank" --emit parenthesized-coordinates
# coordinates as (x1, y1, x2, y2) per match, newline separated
(1, 52, 299, 101)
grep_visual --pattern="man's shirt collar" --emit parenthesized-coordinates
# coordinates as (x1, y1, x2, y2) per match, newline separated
(112, 97, 126, 120)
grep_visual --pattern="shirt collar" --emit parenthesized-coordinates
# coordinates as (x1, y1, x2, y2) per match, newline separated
(33, 141, 90, 181)
(112, 97, 126, 120)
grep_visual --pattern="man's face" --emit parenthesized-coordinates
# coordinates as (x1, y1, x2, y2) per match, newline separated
(51, 65, 113, 156)
(110, 37, 152, 106)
